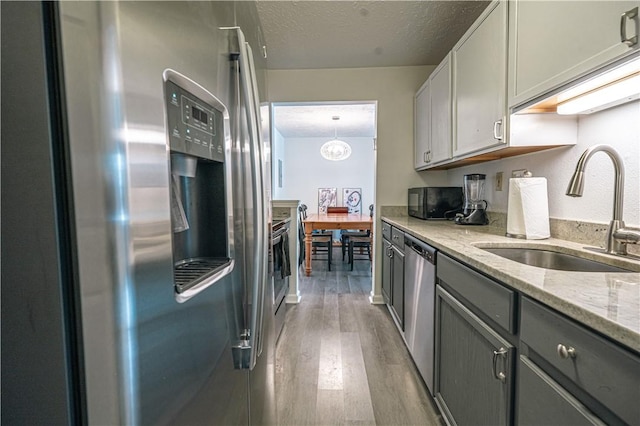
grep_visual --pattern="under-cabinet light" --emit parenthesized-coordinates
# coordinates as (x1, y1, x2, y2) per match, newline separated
(557, 73, 640, 115)
(557, 57, 640, 103)
(554, 56, 640, 115)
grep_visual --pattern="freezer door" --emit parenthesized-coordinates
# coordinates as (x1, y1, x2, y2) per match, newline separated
(57, 2, 254, 424)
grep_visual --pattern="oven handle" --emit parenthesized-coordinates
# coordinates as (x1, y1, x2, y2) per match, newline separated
(272, 229, 289, 246)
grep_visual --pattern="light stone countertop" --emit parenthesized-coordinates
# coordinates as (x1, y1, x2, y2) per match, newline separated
(381, 215, 640, 353)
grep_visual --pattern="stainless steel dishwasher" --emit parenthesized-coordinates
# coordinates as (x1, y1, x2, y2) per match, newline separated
(404, 233, 437, 396)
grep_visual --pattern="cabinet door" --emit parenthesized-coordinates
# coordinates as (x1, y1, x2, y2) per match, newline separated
(453, 0, 508, 157)
(414, 79, 430, 170)
(509, 1, 640, 108)
(390, 245, 405, 329)
(429, 53, 452, 165)
(435, 286, 514, 426)
(517, 356, 605, 426)
(381, 239, 392, 305)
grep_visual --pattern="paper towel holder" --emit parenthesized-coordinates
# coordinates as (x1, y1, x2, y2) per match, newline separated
(507, 170, 531, 239)
(506, 173, 551, 240)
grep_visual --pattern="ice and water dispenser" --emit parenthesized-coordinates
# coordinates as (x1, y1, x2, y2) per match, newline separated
(163, 70, 234, 299)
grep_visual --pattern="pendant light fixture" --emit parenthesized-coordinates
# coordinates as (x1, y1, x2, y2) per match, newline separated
(320, 116, 351, 161)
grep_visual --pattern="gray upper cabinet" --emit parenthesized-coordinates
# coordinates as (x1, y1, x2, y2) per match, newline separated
(429, 54, 452, 166)
(508, 0, 640, 109)
(414, 53, 452, 170)
(414, 78, 431, 170)
(452, 0, 508, 157)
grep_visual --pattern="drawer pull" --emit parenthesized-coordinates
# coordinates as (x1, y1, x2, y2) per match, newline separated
(557, 344, 577, 359)
(492, 347, 508, 382)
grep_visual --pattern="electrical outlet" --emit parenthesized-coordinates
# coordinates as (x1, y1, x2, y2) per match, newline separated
(495, 172, 503, 191)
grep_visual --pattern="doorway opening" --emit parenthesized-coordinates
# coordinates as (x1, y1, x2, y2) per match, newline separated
(271, 101, 377, 215)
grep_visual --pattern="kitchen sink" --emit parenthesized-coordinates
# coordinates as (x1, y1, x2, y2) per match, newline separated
(480, 247, 637, 273)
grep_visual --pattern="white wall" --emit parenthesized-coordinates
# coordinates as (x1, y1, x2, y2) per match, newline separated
(441, 100, 640, 227)
(272, 128, 285, 200)
(279, 136, 375, 213)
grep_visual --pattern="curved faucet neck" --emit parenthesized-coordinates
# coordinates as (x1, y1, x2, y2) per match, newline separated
(575, 145, 625, 222)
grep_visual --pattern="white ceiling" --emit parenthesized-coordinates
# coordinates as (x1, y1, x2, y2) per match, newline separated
(273, 102, 377, 139)
(258, 0, 490, 138)
(257, 0, 490, 70)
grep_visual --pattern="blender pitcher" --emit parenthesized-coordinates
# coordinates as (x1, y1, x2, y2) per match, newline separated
(463, 173, 486, 215)
(457, 173, 489, 225)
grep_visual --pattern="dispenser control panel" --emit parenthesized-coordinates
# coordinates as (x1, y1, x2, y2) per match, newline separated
(165, 80, 224, 162)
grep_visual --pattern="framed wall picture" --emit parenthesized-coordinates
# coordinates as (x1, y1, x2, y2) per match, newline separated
(318, 188, 337, 213)
(343, 188, 362, 213)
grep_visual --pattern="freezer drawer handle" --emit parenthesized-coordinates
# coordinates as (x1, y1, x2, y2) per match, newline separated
(232, 339, 252, 369)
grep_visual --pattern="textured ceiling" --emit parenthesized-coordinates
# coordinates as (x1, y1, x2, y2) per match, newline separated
(256, 0, 490, 70)
(258, 0, 490, 138)
(273, 103, 377, 138)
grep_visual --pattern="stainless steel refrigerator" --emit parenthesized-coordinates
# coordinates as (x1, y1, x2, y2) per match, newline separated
(1, 1, 275, 424)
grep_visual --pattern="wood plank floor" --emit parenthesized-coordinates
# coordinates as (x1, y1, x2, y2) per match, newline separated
(275, 248, 444, 425)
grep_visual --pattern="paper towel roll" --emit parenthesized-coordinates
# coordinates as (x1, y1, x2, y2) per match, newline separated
(507, 177, 550, 239)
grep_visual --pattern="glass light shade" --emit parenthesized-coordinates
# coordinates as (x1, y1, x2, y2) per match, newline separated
(320, 139, 352, 161)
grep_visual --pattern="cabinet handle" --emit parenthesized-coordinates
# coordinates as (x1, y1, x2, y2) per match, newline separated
(492, 347, 507, 382)
(424, 150, 431, 163)
(493, 119, 504, 141)
(620, 7, 638, 46)
(557, 343, 577, 359)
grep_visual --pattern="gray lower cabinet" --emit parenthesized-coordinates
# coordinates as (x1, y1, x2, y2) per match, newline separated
(381, 221, 405, 330)
(517, 356, 604, 426)
(381, 237, 392, 305)
(435, 285, 515, 426)
(520, 296, 640, 425)
(390, 243, 404, 329)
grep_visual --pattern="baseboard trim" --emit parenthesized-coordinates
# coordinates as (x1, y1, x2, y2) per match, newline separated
(369, 292, 385, 304)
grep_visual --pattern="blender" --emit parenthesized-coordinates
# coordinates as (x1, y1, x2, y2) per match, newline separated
(455, 173, 489, 225)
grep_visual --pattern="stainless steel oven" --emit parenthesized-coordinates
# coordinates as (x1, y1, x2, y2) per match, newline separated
(272, 219, 290, 342)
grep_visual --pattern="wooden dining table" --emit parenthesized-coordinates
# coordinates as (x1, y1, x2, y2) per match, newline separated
(302, 213, 373, 276)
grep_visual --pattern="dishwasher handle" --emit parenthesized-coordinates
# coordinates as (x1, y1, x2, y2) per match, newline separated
(404, 234, 436, 265)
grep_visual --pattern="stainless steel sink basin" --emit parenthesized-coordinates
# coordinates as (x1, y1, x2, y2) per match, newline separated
(481, 247, 635, 273)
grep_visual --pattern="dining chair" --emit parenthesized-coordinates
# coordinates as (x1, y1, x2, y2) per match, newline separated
(347, 235, 372, 271)
(298, 205, 332, 270)
(341, 204, 374, 261)
(301, 204, 332, 238)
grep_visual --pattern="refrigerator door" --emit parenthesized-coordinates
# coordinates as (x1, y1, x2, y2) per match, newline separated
(1, 3, 82, 423)
(56, 2, 270, 424)
(2, 2, 274, 424)
(234, 25, 277, 424)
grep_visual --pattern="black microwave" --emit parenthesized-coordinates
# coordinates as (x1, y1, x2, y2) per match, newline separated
(408, 187, 463, 220)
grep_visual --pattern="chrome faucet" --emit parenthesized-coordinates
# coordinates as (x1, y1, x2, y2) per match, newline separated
(566, 145, 640, 256)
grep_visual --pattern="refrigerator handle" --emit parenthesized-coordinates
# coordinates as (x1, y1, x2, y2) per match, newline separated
(245, 42, 270, 359)
(237, 28, 267, 371)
